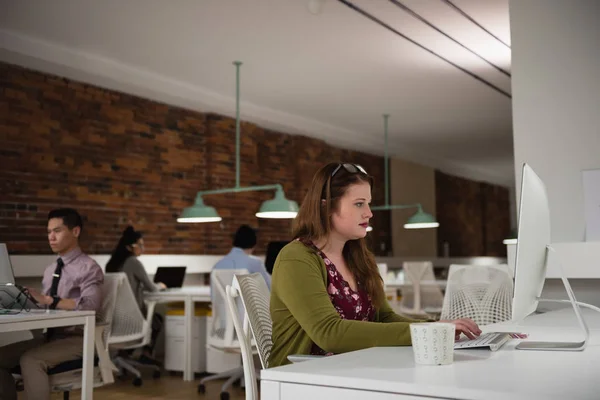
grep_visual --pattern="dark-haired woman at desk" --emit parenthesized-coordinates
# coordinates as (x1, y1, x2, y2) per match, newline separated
(269, 163, 480, 367)
(106, 226, 165, 363)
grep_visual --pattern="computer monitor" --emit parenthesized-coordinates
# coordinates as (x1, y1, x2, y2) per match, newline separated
(0, 244, 16, 285)
(512, 163, 589, 351)
(0, 244, 40, 310)
(512, 164, 551, 322)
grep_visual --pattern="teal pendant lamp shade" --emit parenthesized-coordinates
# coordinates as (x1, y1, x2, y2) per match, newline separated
(403, 206, 439, 229)
(177, 60, 298, 223)
(370, 114, 440, 230)
(177, 195, 222, 223)
(256, 188, 299, 219)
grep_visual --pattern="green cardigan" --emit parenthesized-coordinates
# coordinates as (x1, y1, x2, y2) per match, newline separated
(269, 240, 424, 368)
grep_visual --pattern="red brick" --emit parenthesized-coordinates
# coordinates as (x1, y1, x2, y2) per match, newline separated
(0, 62, 391, 255)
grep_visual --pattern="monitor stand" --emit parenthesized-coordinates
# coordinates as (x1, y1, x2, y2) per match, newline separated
(516, 245, 591, 351)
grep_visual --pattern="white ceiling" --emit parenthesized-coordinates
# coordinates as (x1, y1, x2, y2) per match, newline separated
(0, 0, 515, 187)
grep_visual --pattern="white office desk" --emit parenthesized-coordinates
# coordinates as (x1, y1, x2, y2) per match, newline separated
(0, 310, 96, 399)
(261, 308, 600, 400)
(386, 280, 448, 289)
(144, 286, 211, 381)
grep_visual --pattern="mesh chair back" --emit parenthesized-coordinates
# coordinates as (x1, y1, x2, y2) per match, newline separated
(233, 273, 272, 369)
(209, 268, 248, 348)
(98, 273, 123, 348)
(107, 273, 147, 344)
(441, 264, 513, 326)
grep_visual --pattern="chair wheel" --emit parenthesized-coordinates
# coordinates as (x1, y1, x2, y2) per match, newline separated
(197, 384, 206, 394)
(220, 392, 230, 400)
(152, 370, 161, 379)
(132, 377, 143, 387)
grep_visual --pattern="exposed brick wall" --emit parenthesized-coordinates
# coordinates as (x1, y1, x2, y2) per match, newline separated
(435, 171, 510, 257)
(481, 182, 511, 257)
(0, 62, 390, 256)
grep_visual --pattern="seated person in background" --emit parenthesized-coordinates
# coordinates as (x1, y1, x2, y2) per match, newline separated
(213, 225, 272, 290)
(269, 163, 481, 367)
(211, 225, 273, 332)
(106, 226, 165, 364)
(0, 208, 104, 400)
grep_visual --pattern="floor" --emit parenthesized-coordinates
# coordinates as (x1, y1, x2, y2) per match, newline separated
(22, 374, 247, 400)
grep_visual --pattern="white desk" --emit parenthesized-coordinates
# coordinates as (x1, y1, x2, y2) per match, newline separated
(144, 286, 211, 381)
(386, 280, 448, 289)
(0, 310, 96, 399)
(261, 308, 600, 400)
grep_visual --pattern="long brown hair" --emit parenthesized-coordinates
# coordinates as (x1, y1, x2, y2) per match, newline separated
(293, 163, 384, 308)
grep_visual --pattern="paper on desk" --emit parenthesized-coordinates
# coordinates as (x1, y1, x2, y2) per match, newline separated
(508, 333, 529, 339)
(0, 331, 33, 347)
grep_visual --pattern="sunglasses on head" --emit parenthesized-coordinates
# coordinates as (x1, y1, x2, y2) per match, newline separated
(331, 163, 367, 177)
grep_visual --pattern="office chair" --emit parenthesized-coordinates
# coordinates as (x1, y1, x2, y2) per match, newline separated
(399, 261, 444, 317)
(225, 272, 272, 400)
(198, 268, 249, 400)
(106, 272, 160, 387)
(441, 264, 513, 326)
(12, 273, 119, 400)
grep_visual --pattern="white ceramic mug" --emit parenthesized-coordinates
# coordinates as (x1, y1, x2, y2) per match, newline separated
(410, 322, 455, 365)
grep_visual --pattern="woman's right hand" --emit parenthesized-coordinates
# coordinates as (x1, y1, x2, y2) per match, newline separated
(157, 282, 167, 290)
(439, 318, 482, 340)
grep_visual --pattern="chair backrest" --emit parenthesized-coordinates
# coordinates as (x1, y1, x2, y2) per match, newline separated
(209, 268, 248, 349)
(232, 273, 272, 369)
(98, 273, 122, 349)
(225, 282, 255, 400)
(400, 261, 444, 314)
(403, 261, 436, 283)
(225, 272, 271, 400)
(441, 264, 513, 326)
(106, 273, 149, 345)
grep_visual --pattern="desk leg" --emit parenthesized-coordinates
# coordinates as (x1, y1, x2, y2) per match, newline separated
(184, 296, 193, 381)
(82, 315, 95, 400)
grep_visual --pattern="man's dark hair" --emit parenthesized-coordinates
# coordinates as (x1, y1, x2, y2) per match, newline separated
(233, 225, 257, 249)
(48, 208, 83, 232)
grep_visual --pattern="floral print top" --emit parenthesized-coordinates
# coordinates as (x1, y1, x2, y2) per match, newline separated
(300, 239, 376, 356)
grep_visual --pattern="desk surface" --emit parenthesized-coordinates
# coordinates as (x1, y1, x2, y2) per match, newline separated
(0, 309, 95, 324)
(262, 308, 600, 400)
(385, 280, 447, 289)
(144, 285, 210, 299)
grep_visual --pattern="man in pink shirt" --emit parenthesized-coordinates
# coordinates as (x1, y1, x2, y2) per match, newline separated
(0, 208, 104, 400)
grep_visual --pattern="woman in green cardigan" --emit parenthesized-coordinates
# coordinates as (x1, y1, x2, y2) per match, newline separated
(269, 163, 480, 367)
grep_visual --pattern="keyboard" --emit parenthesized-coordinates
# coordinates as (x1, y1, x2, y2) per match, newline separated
(454, 332, 511, 351)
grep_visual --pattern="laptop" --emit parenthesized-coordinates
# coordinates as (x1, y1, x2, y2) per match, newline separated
(0, 244, 16, 285)
(153, 266, 187, 288)
(0, 243, 40, 310)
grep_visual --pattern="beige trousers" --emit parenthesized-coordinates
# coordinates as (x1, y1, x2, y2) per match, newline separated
(0, 336, 83, 400)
